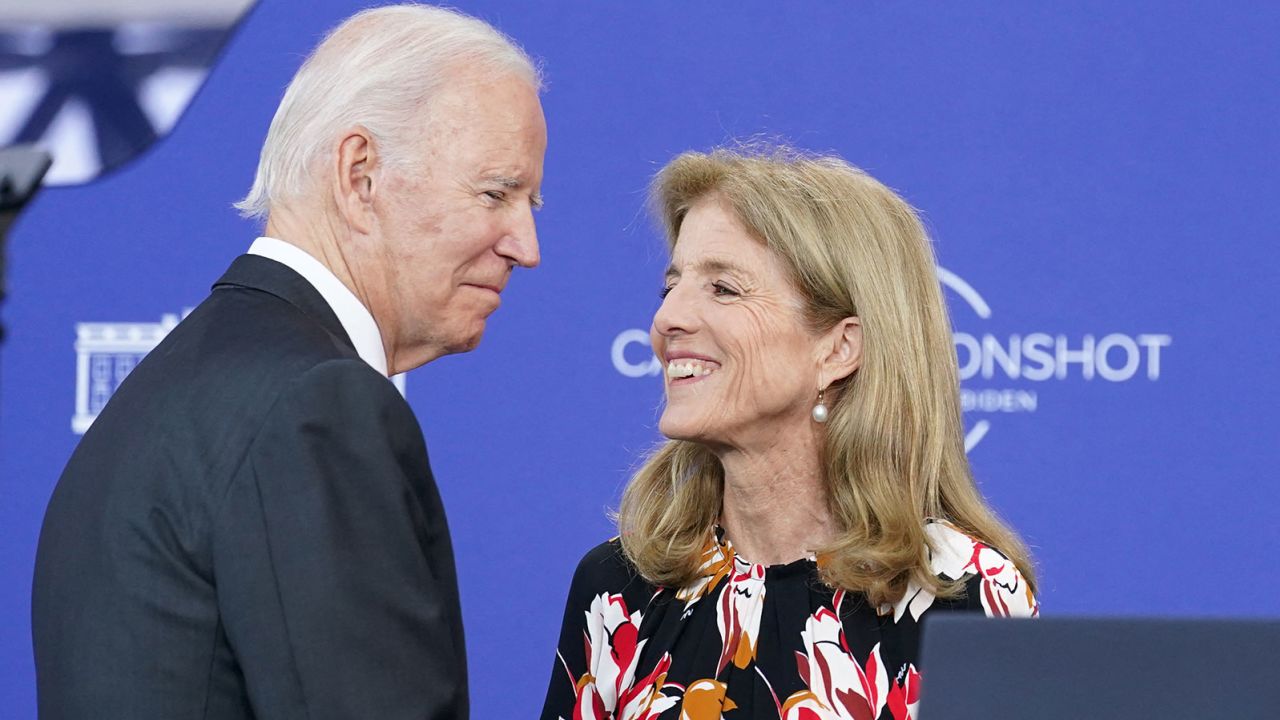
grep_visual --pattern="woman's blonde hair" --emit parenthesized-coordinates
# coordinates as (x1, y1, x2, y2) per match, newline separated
(617, 145, 1036, 607)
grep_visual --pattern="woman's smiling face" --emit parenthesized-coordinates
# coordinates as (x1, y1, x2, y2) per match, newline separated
(651, 195, 826, 451)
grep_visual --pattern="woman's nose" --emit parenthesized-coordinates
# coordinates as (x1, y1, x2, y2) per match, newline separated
(652, 282, 697, 337)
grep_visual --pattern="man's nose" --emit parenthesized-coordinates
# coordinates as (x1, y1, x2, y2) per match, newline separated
(497, 207, 540, 269)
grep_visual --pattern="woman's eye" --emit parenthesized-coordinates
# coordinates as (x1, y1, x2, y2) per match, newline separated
(712, 282, 739, 297)
(659, 285, 674, 299)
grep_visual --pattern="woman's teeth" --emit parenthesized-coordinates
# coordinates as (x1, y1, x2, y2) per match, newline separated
(666, 360, 717, 379)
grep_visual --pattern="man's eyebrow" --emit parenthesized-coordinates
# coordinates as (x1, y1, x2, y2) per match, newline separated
(485, 174, 543, 209)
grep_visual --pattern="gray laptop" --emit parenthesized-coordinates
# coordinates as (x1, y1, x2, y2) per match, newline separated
(918, 616, 1280, 719)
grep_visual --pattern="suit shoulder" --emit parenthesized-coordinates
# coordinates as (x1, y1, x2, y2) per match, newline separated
(113, 285, 359, 424)
(288, 357, 408, 410)
(184, 286, 357, 372)
(253, 358, 422, 457)
(286, 357, 402, 398)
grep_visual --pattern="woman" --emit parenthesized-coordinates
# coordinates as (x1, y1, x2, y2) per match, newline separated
(541, 146, 1038, 720)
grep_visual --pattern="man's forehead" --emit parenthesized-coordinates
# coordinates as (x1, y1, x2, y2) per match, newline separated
(429, 67, 542, 118)
(412, 77, 545, 172)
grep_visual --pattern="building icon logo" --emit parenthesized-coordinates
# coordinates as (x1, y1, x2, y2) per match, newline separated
(73, 313, 182, 433)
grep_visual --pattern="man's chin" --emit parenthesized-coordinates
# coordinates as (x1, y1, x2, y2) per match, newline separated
(444, 326, 486, 355)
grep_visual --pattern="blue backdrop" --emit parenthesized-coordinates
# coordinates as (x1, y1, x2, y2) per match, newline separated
(3, 2, 1278, 716)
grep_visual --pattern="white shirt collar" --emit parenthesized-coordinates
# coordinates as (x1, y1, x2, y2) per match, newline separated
(247, 236, 389, 377)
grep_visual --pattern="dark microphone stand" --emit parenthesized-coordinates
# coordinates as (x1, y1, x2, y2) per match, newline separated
(0, 145, 54, 419)
(0, 146, 53, 344)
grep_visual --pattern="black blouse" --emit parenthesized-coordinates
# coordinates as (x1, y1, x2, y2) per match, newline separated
(541, 520, 1038, 720)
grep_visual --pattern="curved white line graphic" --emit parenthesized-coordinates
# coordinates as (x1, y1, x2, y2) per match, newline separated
(936, 267, 991, 319)
(963, 420, 991, 452)
(937, 267, 994, 452)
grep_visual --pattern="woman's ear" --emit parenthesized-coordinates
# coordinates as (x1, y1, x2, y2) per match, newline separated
(333, 126, 377, 234)
(818, 316, 863, 384)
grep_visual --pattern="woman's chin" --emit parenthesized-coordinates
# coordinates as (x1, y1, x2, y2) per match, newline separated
(658, 413, 716, 444)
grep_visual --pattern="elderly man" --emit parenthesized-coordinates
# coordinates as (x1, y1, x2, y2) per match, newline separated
(32, 5, 544, 719)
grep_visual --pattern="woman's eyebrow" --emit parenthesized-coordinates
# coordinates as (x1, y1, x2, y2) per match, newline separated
(664, 256, 750, 282)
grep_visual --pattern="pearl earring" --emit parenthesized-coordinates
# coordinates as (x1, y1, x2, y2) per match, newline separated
(811, 388, 829, 423)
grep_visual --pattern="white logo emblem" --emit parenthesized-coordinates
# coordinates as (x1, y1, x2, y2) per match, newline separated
(73, 313, 183, 433)
(940, 268, 1170, 450)
(610, 267, 1171, 451)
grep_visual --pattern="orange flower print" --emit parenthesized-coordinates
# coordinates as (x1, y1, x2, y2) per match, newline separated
(679, 679, 736, 720)
(715, 558, 766, 673)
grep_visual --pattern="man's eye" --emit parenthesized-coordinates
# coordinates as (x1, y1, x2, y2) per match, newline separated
(659, 285, 674, 299)
(712, 282, 739, 297)
(483, 190, 506, 202)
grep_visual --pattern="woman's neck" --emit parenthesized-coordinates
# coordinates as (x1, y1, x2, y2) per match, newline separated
(716, 433, 838, 567)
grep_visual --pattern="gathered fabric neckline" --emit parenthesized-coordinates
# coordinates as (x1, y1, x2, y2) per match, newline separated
(710, 524, 820, 580)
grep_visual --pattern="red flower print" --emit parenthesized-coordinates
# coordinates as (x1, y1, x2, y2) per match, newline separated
(885, 665, 920, 720)
(783, 594, 889, 720)
(558, 593, 679, 720)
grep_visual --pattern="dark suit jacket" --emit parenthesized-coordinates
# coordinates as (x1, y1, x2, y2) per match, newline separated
(33, 255, 467, 719)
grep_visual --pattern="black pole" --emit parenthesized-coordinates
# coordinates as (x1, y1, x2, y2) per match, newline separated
(0, 145, 54, 347)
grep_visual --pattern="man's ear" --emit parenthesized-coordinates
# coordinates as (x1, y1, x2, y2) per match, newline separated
(818, 316, 863, 384)
(333, 126, 377, 234)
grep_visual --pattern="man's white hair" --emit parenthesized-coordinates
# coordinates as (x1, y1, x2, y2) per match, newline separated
(234, 4, 542, 220)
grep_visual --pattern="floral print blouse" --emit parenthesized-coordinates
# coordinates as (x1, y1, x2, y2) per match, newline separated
(541, 520, 1038, 720)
